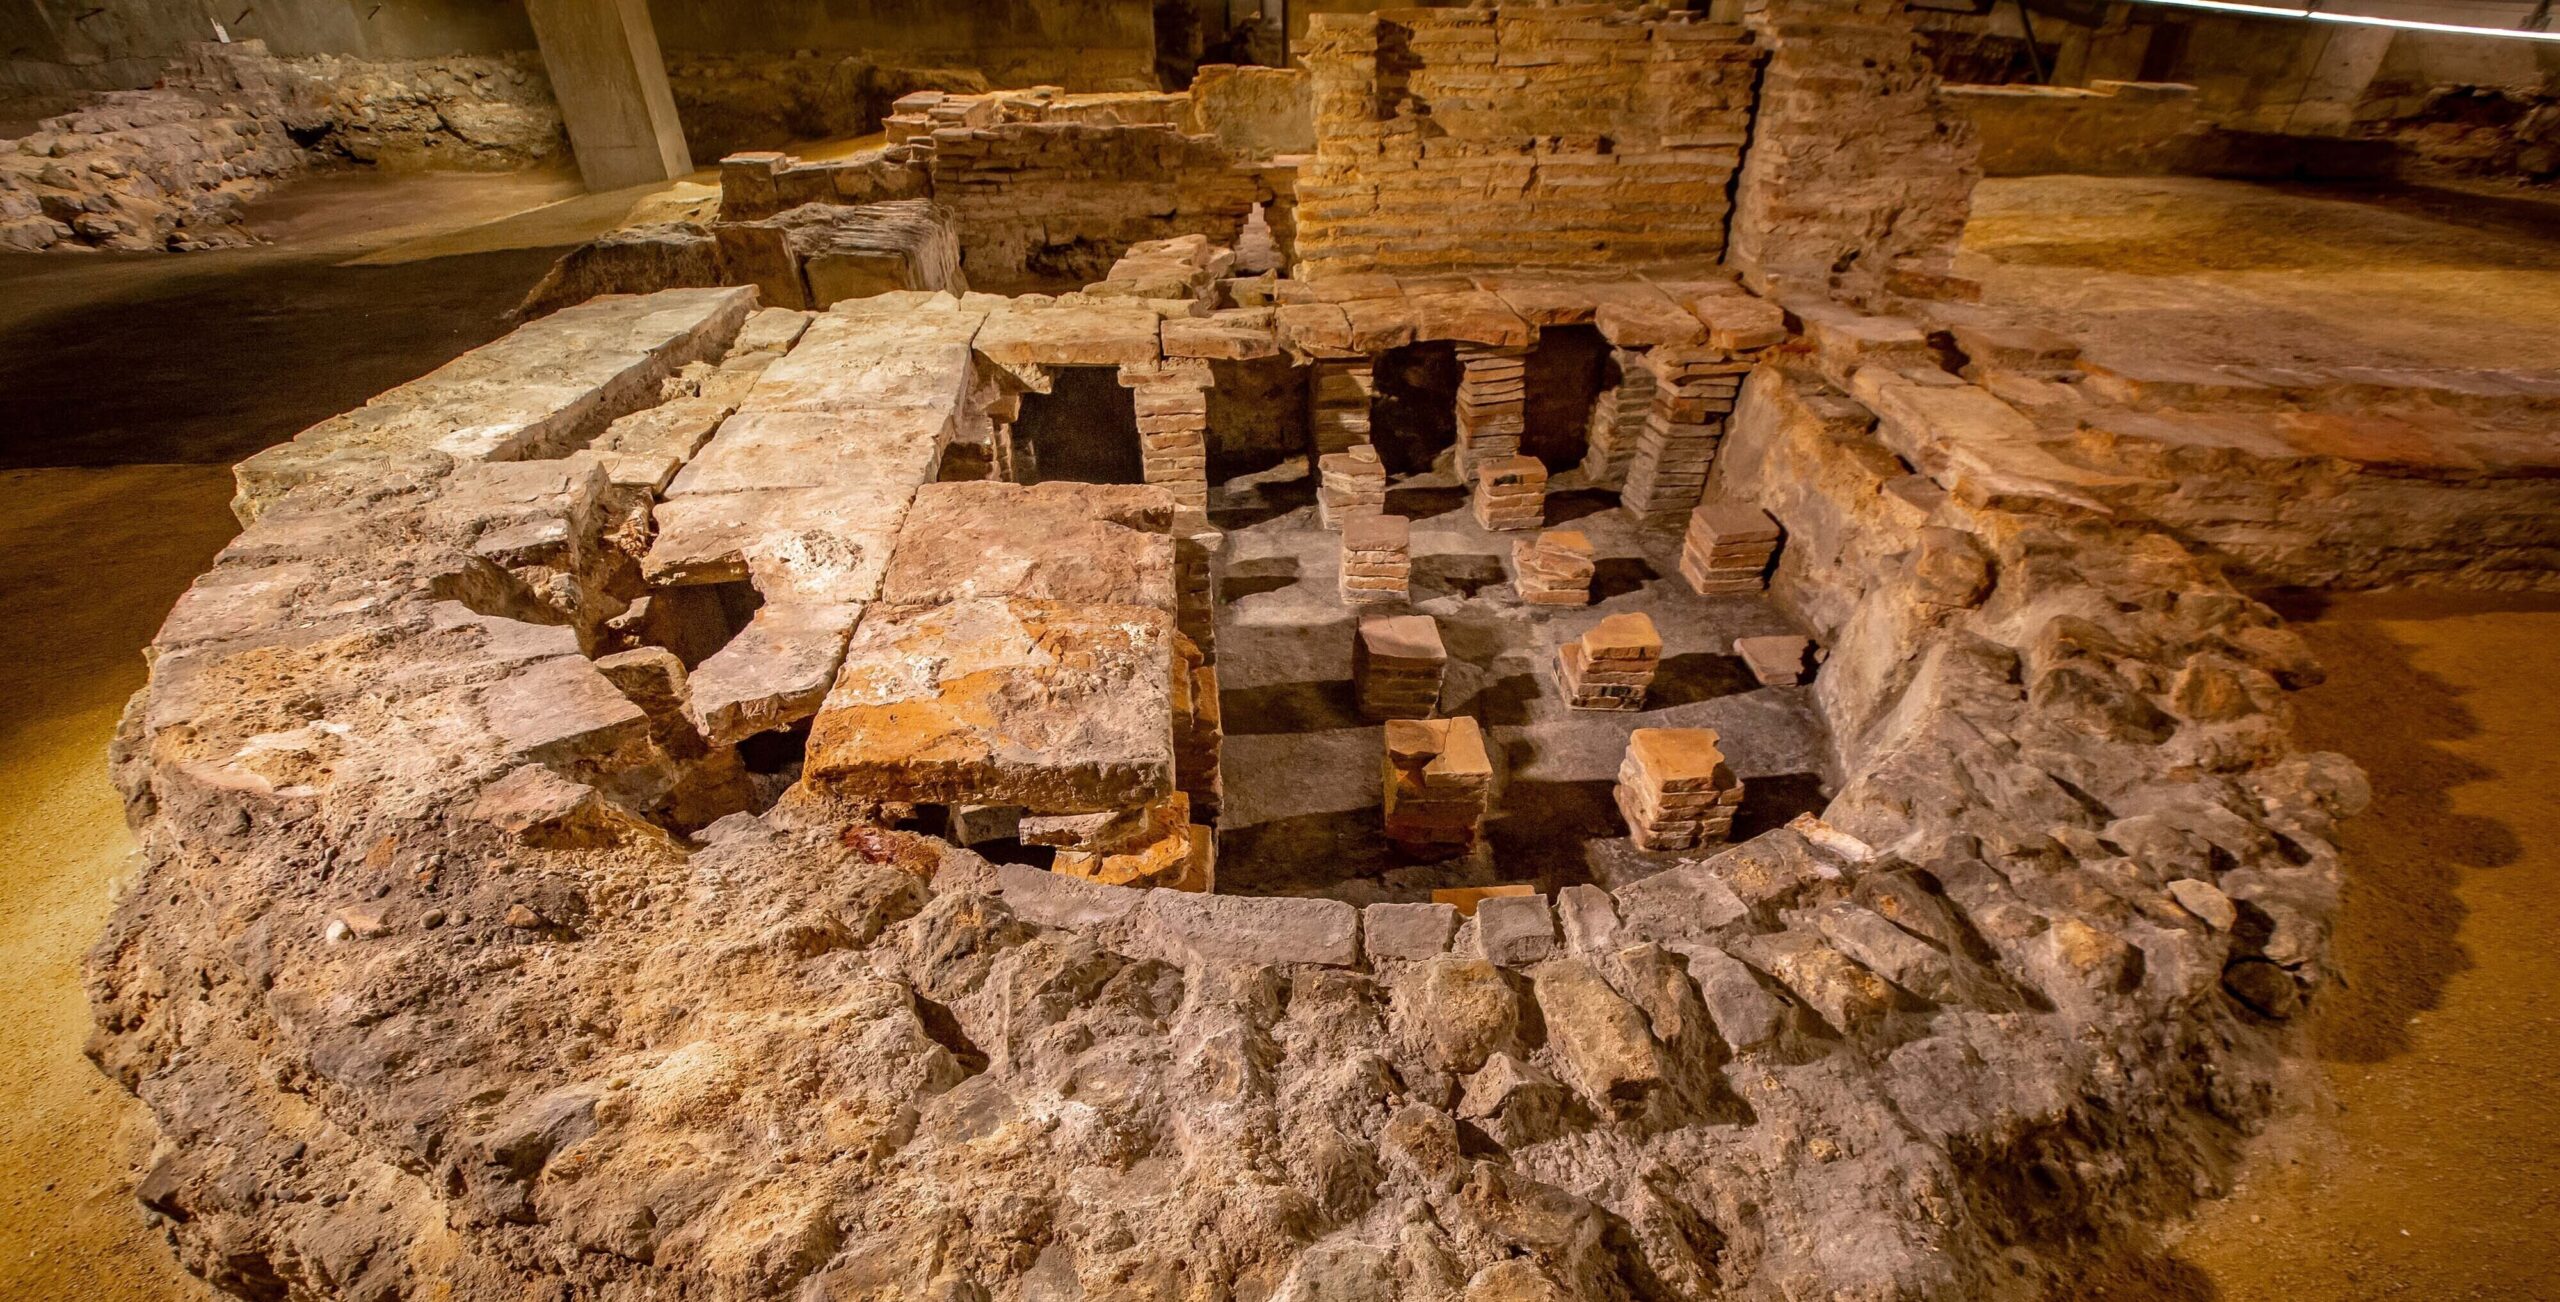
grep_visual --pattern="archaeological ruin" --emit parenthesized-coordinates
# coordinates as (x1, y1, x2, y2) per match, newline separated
(8, 0, 2560, 1298)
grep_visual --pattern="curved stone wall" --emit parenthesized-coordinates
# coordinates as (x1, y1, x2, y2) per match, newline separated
(85, 278, 2369, 1300)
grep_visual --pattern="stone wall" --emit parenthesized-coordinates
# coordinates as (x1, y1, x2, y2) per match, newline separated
(663, 54, 995, 162)
(1189, 63, 1314, 161)
(1943, 80, 2208, 177)
(0, 0, 537, 101)
(0, 40, 564, 252)
(647, 0, 1158, 96)
(1726, 4, 1980, 308)
(1294, 7, 1761, 278)
(886, 89, 1276, 288)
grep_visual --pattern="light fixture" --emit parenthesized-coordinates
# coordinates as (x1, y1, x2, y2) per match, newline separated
(2131, 0, 2560, 42)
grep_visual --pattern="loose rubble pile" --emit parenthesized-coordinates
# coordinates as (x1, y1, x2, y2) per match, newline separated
(2, 41, 563, 252)
(85, 4, 2535, 1300)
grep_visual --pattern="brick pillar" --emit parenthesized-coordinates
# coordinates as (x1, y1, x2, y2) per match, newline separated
(1510, 529, 1593, 606)
(1619, 345, 1749, 528)
(1616, 728, 1743, 852)
(1310, 358, 1375, 455)
(1317, 442, 1387, 528)
(1453, 344, 1530, 478)
(1354, 614, 1446, 721)
(1340, 513, 1411, 606)
(1172, 509, 1223, 660)
(1579, 347, 1655, 487)
(1679, 502, 1781, 596)
(1120, 359, 1213, 512)
(1384, 716, 1493, 859)
(1558, 612, 1661, 711)
(1471, 454, 1547, 532)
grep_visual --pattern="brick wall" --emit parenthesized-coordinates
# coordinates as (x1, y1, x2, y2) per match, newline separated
(1293, 7, 1761, 278)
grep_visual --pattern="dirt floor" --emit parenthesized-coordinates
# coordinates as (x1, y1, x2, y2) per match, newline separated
(2153, 592, 2560, 1301)
(0, 165, 641, 1302)
(1212, 464, 1827, 898)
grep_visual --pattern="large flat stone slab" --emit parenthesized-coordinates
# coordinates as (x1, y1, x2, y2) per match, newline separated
(803, 597, 1176, 813)
(880, 482, 1178, 609)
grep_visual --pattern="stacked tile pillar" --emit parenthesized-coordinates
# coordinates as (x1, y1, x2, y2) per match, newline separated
(1355, 614, 1446, 720)
(1619, 345, 1750, 528)
(1680, 502, 1781, 595)
(1617, 728, 1744, 852)
(1383, 716, 1493, 859)
(1310, 358, 1376, 456)
(1511, 528, 1594, 606)
(1453, 343, 1530, 478)
(1173, 509, 1223, 659)
(1579, 347, 1656, 488)
(1318, 442, 1388, 527)
(1120, 358, 1212, 511)
(1340, 513, 1412, 606)
(1471, 454, 1547, 532)
(1172, 632, 1223, 824)
(1558, 612, 1661, 711)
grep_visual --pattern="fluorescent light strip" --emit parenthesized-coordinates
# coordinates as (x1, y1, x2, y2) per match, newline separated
(2131, 0, 2560, 41)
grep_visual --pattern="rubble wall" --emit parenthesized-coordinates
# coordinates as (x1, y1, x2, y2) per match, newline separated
(930, 121, 1269, 287)
(1293, 7, 1761, 278)
(2, 41, 564, 253)
(649, 0, 1157, 97)
(1726, 7, 1981, 308)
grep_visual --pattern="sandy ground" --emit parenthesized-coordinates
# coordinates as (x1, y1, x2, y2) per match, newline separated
(2160, 594, 2560, 1301)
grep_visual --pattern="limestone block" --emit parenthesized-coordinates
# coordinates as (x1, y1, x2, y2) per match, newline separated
(685, 601, 864, 744)
(1475, 893, 1557, 967)
(1365, 901, 1460, 962)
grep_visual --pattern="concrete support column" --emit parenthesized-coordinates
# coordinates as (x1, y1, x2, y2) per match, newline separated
(525, 0, 692, 191)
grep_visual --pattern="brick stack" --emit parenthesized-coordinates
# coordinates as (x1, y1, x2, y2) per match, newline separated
(1383, 716, 1493, 859)
(1340, 514, 1412, 606)
(1616, 728, 1744, 852)
(1510, 529, 1594, 606)
(1310, 359, 1375, 456)
(1356, 614, 1446, 720)
(1318, 442, 1388, 528)
(1119, 359, 1212, 511)
(1680, 502, 1782, 595)
(1454, 345, 1531, 478)
(1578, 348, 1655, 488)
(1558, 612, 1662, 711)
(1619, 347, 1744, 527)
(1053, 791, 1217, 891)
(1472, 455, 1548, 532)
